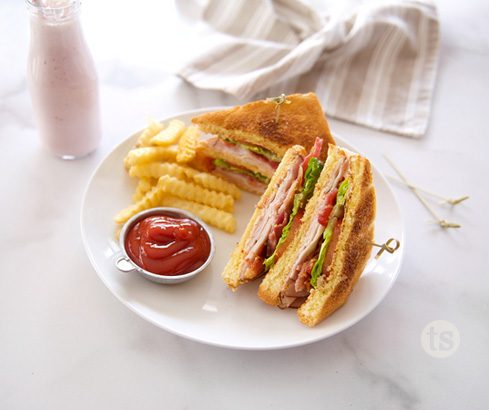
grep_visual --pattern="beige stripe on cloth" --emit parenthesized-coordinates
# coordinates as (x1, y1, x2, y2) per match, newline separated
(177, 0, 439, 137)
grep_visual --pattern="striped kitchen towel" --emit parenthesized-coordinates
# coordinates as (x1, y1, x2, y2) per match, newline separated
(176, 0, 439, 137)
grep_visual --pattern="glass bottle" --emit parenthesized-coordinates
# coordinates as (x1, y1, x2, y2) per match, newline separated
(26, 0, 101, 159)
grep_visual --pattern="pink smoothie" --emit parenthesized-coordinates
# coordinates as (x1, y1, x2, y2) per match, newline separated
(27, 0, 101, 159)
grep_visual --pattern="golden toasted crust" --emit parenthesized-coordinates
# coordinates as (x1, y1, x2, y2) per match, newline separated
(297, 153, 376, 327)
(192, 93, 335, 157)
(222, 145, 307, 290)
(258, 145, 348, 305)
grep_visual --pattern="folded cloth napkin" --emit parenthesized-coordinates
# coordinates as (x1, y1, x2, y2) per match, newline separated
(176, 0, 439, 137)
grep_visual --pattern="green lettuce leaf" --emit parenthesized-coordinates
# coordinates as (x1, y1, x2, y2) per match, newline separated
(294, 157, 324, 210)
(263, 157, 324, 271)
(213, 159, 270, 184)
(310, 178, 350, 288)
(336, 177, 350, 206)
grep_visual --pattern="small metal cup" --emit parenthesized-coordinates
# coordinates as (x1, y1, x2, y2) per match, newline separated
(115, 207, 215, 284)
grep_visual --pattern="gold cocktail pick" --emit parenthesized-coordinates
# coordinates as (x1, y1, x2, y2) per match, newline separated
(372, 238, 401, 259)
(267, 93, 291, 123)
(386, 175, 469, 206)
(383, 155, 461, 229)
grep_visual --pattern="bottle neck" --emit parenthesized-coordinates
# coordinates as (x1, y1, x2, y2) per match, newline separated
(26, 0, 81, 24)
(27, 0, 87, 55)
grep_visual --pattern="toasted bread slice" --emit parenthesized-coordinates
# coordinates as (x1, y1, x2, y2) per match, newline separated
(222, 145, 307, 290)
(192, 93, 335, 158)
(297, 153, 375, 327)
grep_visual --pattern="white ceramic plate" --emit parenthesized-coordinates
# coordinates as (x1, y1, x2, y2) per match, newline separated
(81, 108, 404, 350)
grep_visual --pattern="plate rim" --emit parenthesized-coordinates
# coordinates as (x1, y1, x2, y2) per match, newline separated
(80, 107, 405, 350)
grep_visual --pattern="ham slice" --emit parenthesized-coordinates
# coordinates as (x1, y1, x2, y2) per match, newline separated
(266, 210, 287, 257)
(201, 137, 278, 178)
(213, 168, 267, 195)
(279, 257, 316, 308)
(266, 165, 304, 255)
(237, 156, 303, 280)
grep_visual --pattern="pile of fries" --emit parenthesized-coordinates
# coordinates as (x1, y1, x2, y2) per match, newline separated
(114, 119, 240, 233)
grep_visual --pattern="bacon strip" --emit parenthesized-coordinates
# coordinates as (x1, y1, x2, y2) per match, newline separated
(301, 137, 323, 172)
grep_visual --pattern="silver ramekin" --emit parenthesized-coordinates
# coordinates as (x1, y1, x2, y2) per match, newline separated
(115, 207, 215, 284)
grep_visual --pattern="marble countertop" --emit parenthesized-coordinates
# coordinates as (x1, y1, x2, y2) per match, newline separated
(1, 0, 488, 409)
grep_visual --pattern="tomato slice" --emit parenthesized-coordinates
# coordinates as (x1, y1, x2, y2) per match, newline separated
(317, 189, 338, 226)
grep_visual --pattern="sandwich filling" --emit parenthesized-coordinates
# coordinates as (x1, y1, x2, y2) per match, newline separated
(200, 136, 279, 182)
(213, 159, 269, 184)
(237, 138, 324, 281)
(222, 138, 281, 162)
(278, 158, 350, 309)
(213, 166, 268, 194)
(263, 152, 323, 271)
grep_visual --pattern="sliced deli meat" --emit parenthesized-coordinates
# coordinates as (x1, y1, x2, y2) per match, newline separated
(237, 155, 303, 280)
(278, 158, 348, 308)
(213, 168, 267, 195)
(200, 136, 278, 178)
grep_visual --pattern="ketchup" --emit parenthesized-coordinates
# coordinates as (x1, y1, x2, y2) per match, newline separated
(125, 215, 211, 276)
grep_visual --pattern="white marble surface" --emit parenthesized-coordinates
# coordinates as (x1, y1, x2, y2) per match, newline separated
(1, 0, 488, 409)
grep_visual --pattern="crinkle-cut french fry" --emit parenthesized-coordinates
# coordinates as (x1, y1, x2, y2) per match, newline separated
(160, 195, 236, 233)
(150, 119, 186, 146)
(132, 177, 157, 202)
(129, 162, 241, 199)
(124, 146, 178, 169)
(190, 172, 241, 200)
(114, 184, 164, 225)
(139, 177, 157, 192)
(177, 125, 199, 164)
(137, 119, 165, 147)
(158, 175, 234, 212)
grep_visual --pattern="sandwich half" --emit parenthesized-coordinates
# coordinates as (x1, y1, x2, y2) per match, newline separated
(258, 144, 376, 327)
(222, 138, 326, 290)
(191, 92, 335, 194)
